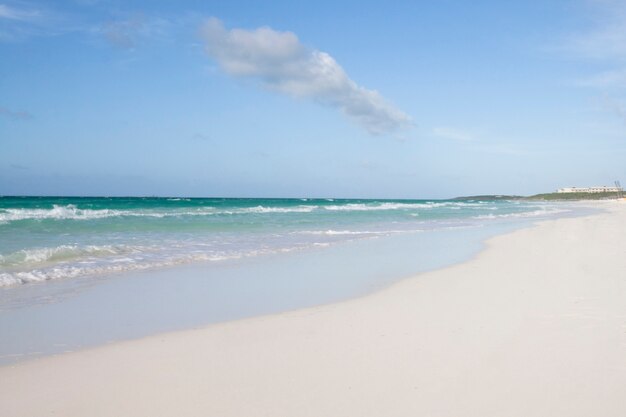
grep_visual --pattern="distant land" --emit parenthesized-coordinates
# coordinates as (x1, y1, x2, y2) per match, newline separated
(452, 195, 525, 201)
(454, 192, 624, 201)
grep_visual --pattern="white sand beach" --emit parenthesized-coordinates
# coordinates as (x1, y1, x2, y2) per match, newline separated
(1, 202, 625, 417)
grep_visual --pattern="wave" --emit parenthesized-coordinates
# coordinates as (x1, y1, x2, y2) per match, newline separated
(322, 202, 425, 211)
(0, 200, 512, 224)
(0, 259, 198, 287)
(0, 205, 212, 222)
(296, 228, 428, 237)
(0, 245, 307, 287)
(0, 204, 321, 223)
(298, 229, 387, 236)
(321, 201, 494, 211)
(228, 203, 483, 214)
(473, 208, 570, 219)
(0, 205, 128, 222)
(237, 205, 317, 214)
(0, 244, 145, 268)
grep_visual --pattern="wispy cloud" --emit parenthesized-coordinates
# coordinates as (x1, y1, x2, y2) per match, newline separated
(568, 1, 626, 61)
(359, 160, 379, 171)
(0, 2, 66, 41)
(102, 17, 143, 49)
(96, 14, 171, 49)
(576, 68, 626, 88)
(565, 1, 626, 126)
(0, 4, 40, 21)
(191, 132, 212, 142)
(431, 125, 530, 155)
(601, 93, 626, 125)
(432, 127, 473, 141)
(567, 1, 626, 88)
(475, 143, 530, 156)
(0, 105, 32, 120)
(0, 3, 169, 45)
(200, 17, 412, 136)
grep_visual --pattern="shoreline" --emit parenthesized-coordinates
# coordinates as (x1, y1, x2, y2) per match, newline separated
(2, 201, 625, 416)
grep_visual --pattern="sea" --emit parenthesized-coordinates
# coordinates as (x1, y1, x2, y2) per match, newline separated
(0, 196, 572, 287)
(0, 196, 589, 363)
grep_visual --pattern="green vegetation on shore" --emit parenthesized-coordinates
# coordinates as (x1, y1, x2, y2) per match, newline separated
(452, 195, 524, 201)
(526, 192, 623, 200)
(454, 192, 623, 201)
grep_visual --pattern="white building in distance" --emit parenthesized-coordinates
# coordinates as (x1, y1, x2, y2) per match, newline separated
(556, 186, 623, 193)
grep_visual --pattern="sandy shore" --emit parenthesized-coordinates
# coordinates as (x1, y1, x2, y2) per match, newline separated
(1, 202, 625, 417)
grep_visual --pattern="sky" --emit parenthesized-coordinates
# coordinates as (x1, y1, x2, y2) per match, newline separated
(1, 0, 625, 198)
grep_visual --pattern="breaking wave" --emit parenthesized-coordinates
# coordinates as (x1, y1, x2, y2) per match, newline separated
(0, 201, 503, 223)
(473, 208, 570, 219)
(0, 244, 305, 287)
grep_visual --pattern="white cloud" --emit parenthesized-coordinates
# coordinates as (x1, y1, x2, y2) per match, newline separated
(432, 127, 473, 141)
(200, 17, 412, 135)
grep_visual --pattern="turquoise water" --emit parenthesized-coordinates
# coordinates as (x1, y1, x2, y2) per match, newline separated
(0, 196, 570, 287)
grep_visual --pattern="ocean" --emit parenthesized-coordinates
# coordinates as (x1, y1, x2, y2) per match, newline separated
(0, 196, 571, 288)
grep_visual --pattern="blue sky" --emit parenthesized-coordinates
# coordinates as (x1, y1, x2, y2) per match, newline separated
(1, 0, 625, 198)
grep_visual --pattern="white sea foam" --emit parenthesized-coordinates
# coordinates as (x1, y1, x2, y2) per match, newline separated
(239, 205, 317, 214)
(0, 201, 503, 224)
(0, 204, 325, 223)
(321, 201, 492, 211)
(296, 228, 426, 237)
(0, 245, 145, 268)
(298, 230, 383, 236)
(323, 202, 424, 211)
(0, 243, 315, 287)
(0, 205, 227, 223)
(472, 208, 569, 219)
(0, 205, 125, 222)
(0, 253, 218, 287)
